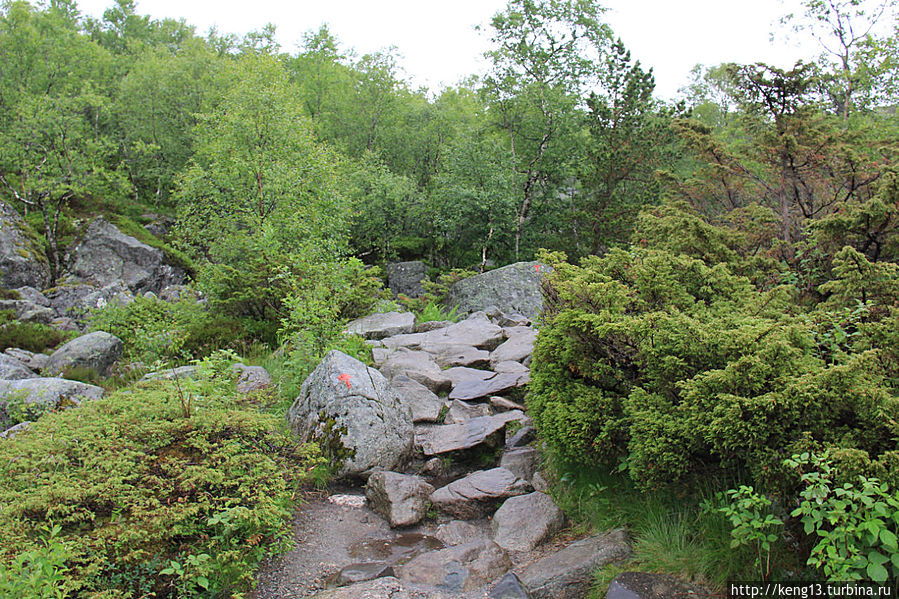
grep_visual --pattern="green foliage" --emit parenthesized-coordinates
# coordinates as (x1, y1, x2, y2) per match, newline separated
(0, 310, 74, 353)
(0, 351, 325, 598)
(416, 301, 459, 324)
(786, 451, 899, 582)
(713, 486, 783, 580)
(0, 523, 71, 599)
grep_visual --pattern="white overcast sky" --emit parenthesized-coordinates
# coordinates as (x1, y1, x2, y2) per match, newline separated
(74, 0, 828, 99)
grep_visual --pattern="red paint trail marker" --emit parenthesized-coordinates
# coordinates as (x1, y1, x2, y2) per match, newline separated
(337, 373, 352, 389)
(535, 264, 541, 273)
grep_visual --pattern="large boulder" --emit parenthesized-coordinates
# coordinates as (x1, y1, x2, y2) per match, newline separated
(0, 354, 37, 380)
(391, 375, 444, 423)
(430, 467, 531, 519)
(396, 540, 511, 593)
(385, 261, 427, 298)
(44, 331, 123, 378)
(46, 281, 133, 322)
(365, 471, 434, 527)
(443, 262, 549, 320)
(68, 217, 184, 294)
(346, 311, 415, 340)
(490, 492, 566, 552)
(0, 200, 50, 289)
(0, 378, 104, 427)
(287, 350, 413, 477)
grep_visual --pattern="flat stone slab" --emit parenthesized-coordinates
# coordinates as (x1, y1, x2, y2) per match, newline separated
(517, 529, 631, 599)
(430, 467, 531, 519)
(445, 399, 492, 424)
(379, 349, 452, 393)
(435, 520, 488, 547)
(381, 332, 428, 352)
(490, 492, 565, 552)
(415, 412, 523, 456)
(392, 375, 444, 423)
(0, 353, 36, 380)
(432, 345, 491, 369)
(449, 372, 528, 401)
(490, 329, 536, 368)
(418, 314, 506, 353)
(346, 312, 416, 340)
(396, 540, 511, 593)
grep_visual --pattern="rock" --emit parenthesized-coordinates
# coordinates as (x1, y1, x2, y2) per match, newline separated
(381, 332, 428, 352)
(232, 363, 271, 394)
(50, 317, 80, 332)
(396, 540, 511, 593)
(159, 284, 200, 303)
(4, 348, 49, 371)
(490, 492, 565, 552)
(432, 345, 491, 369)
(445, 399, 492, 424)
(490, 572, 532, 599)
(490, 328, 537, 368)
(419, 313, 506, 353)
(506, 426, 536, 448)
(531, 471, 549, 493)
(0, 353, 37, 380)
(365, 471, 435, 527)
(11, 286, 50, 307)
(0, 200, 50, 289)
(414, 320, 453, 333)
(141, 365, 199, 381)
(386, 261, 427, 298)
(46, 281, 133, 321)
(336, 562, 394, 586)
(444, 366, 496, 387)
(346, 311, 416, 340)
(430, 468, 531, 519)
(308, 576, 447, 599)
(0, 299, 55, 324)
(379, 349, 451, 393)
(43, 331, 123, 378)
(0, 378, 104, 426)
(327, 494, 368, 508)
(499, 447, 541, 482)
(434, 520, 487, 547)
(372, 347, 390, 366)
(287, 350, 413, 477)
(414, 413, 520, 456)
(392, 375, 444, 423)
(0, 420, 31, 439)
(491, 396, 527, 412)
(605, 571, 712, 599)
(418, 456, 446, 478)
(517, 529, 632, 599)
(443, 262, 549, 320)
(68, 217, 185, 294)
(486, 306, 531, 328)
(449, 371, 528, 402)
(493, 361, 530, 375)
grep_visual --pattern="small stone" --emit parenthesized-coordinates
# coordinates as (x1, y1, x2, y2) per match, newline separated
(445, 399, 493, 424)
(366, 472, 435, 528)
(506, 425, 536, 448)
(491, 396, 526, 412)
(500, 447, 541, 482)
(434, 520, 487, 547)
(327, 494, 367, 508)
(396, 540, 511, 593)
(490, 572, 532, 598)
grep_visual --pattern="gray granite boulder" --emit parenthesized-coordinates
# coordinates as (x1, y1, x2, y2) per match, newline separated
(346, 311, 416, 340)
(396, 540, 511, 593)
(46, 281, 133, 321)
(499, 447, 541, 482)
(386, 261, 427, 298)
(0, 353, 37, 380)
(288, 350, 413, 477)
(414, 412, 524, 456)
(12, 286, 50, 306)
(4, 348, 49, 371)
(435, 520, 488, 547)
(379, 349, 451, 393)
(44, 331, 123, 377)
(445, 399, 492, 424)
(490, 328, 537, 368)
(430, 467, 531, 519)
(419, 313, 506, 353)
(232, 363, 271, 394)
(392, 375, 444, 423)
(443, 262, 549, 320)
(0, 298, 55, 323)
(365, 471, 434, 527)
(0, 200, 50, 289)
(449, 371, 528, 401)
(490, 492, 565, 552)
(141, 365, 199, 381)
(0, 378, 104, 426)
(68, 217, 185, 294)
(517, 529, 631, 599)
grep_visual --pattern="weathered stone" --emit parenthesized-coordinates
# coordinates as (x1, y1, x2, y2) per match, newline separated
(385, 261, 427, 298)
(490, 492, 565, 552)
(419, 313, 506, 353)
(490, 396, 526, 412)
(232, 363, 271, 394)
(50, 317, 80, 332)
(44, 331, 123, 378)
(381, 332, 428, 352)
(372, 347, 390, 366)
(0, 353, 37, 380)
(444, 366, 495, 387)
(445, 399, 492, 424)
(449, 371, 527, 401)
(288, 350, 413, 477)
(0, 421, 31, 439)
(605, 571, 712, 599)
(159, 284, 200, 303)
(379, 349, 452, 393)
(336, 562, 394, 586)
(490, 572, 532, 599)
(0, 378, 104, 426)
(346, 311, 416, 340)
(4, 348, 49, 371)
(0, 298, 55, 324)
(12, 286, 50, 307)
(518, 529, 632, 599)
(444, 262, 549, 320)
(531, 471, 549, 493)
(68, 217, 185, 294)
(490, 328, 537, 367)
(415, 413, 522, 456)
(46, 281, 133, 321)
(308, 576, 448, 599)
(493, 361, 530, 375)
(141, 365, 199, 381)
(432, 344, 491, 369)
(434, 520, 487, 547)
(430, 468, 531, 519)
(506, 425, 536, 448)
(419, 456, 446, 478)
(396, 540, 511, 593)
(0, 200, 50, 289)
(392, 375, 444, 423)
(486, 306, 531, 328)
(365, 471, 435, 527)
(414, 319, 453, 333)
(499, 447, 541, 482)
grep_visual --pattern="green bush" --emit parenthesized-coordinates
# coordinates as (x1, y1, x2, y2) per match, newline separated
(0, 352, 324, 598)
(0, 310, 75, 353)
(530, 247, 899, 491)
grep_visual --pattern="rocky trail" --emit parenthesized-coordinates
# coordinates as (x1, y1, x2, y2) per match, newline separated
(254, 308, 633, 599)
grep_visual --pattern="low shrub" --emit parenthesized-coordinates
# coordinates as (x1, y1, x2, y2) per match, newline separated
(0, 351, 324, 598)
(0, 310, 75, 353)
